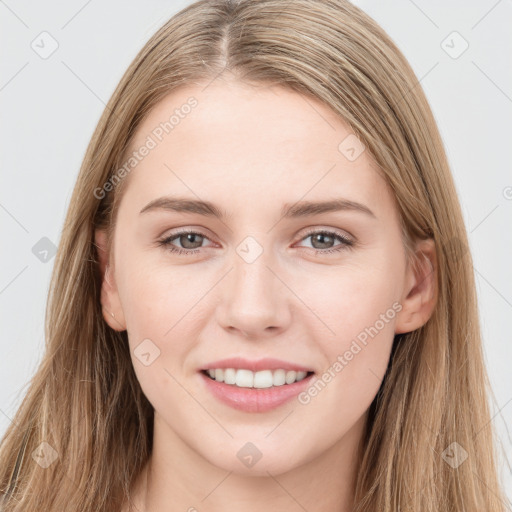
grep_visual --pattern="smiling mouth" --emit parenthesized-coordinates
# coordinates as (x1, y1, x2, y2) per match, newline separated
(201, 368, 315, 389)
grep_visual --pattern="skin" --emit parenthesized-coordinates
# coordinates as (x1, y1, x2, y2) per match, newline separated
(95, 78, 437, 512)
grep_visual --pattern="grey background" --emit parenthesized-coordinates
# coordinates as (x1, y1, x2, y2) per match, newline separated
(1, 0, 511, 502)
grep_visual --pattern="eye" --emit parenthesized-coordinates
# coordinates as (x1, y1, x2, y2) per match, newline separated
(157, 227, 355, 256)
(157, 229, 213, 255)
(295, 228, 354, 254)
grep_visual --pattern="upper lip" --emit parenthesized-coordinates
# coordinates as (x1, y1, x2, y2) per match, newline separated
(201, 357, 314, 373)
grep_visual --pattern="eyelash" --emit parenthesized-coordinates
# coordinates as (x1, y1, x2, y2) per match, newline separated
(157, 228, 354, 256)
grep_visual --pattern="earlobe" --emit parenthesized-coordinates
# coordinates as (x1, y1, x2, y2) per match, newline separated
(94, 228, 127, 332)
(394, 238, 437, 335)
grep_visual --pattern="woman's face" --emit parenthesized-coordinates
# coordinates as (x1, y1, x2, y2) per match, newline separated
(97, 79, 435, 476)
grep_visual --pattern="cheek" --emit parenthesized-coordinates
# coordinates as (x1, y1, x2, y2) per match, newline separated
(117, 251, 195, 335)
(299, 255, 401, 406)
(302, 255, 401, 345)
(115, 254, 214, 392)
(116, 259, 200, 411)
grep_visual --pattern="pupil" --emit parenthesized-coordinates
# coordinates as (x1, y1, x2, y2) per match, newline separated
(314, 233, 332, 249)
(182, 233, 201, 248)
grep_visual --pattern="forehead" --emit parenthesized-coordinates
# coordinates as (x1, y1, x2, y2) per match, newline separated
(119, 80, 392, 217)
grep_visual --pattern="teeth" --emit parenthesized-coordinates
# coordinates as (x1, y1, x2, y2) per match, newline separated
(224, 368, 236, 385)
(204, 368, 310, 388)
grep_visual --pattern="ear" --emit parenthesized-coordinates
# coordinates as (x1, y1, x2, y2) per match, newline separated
(95, 228, 127, 331)
(394, 238, 437, 335)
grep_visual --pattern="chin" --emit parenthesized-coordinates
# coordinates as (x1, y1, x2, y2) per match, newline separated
(201, 436, 309, 477)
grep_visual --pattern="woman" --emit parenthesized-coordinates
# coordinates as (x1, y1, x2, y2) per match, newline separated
(0, 0, 508, 510)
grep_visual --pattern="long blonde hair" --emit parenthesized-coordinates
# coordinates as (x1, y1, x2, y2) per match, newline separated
(0, 0, 509, 510)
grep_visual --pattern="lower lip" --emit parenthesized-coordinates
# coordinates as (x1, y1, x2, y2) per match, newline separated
(199, 371, 315, 413)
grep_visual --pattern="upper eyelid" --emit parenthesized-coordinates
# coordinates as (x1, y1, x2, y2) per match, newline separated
(300, 227, 353, 241)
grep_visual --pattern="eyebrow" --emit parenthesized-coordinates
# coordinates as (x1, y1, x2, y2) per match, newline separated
(139, 196, 376, 219)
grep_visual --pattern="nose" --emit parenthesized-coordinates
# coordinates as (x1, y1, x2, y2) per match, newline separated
(215, 251, 292, 339)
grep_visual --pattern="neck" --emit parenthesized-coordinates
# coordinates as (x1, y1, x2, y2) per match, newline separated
(124, 411, 366, 512)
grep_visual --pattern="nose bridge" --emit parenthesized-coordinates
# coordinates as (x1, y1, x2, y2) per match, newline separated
(216, 235, 291, 337)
